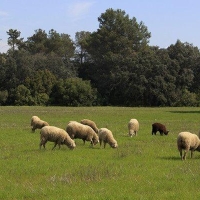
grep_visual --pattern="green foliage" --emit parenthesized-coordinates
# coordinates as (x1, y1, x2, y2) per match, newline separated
(14, 85, 34, 106)
(50, 78, 98, 106)
(24, 69, 56, 105)
(0, 90, 8, 105)
(2, 9, 200, 107)
(1, 106, 200, 199)
(7, 29, 23, 52)
(75, 31, 91, 64)
(174, 89, 199, 106)
(25, 29, 75, 58)
(81, 9, 151, 105)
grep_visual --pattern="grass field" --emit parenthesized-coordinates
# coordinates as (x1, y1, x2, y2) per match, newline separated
(0, 106, 200, 199)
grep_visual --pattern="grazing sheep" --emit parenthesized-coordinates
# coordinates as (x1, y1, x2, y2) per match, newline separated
(31, 115, 49, 132)
(152, 123, 169, 136)
(98, 128, 118, 148)
(40, 126, 76, 150)
(66, 121, 99, 146)
(80, 119, 99, 133)
(128, 119, 139, 137)
(177, 132, 200, 160)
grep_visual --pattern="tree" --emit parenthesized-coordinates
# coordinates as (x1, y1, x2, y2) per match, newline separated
(167, 40, 199, 91)
(0, 90, 8, 105)
(75, 31, 91, 64)
(24, 69, 56, 105)
(50, 78, 98, 106)
(14, 85, 34, 106)
(64, 78, 98, 106)
(7, 29, 23, 52)
(83, 8, 151, 105)
(46, 29, 75, 58)
(26, 29, 48, 54)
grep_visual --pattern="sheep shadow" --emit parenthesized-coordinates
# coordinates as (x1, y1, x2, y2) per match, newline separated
(168, 111, 200, 114)
(158, 155, 200, 160)
(158, 156, 181, 161)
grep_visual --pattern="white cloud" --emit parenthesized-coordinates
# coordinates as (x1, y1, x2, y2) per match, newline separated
(68, 1, 95, 20)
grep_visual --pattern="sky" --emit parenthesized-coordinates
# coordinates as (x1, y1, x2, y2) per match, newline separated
(1, 0, 200, 53)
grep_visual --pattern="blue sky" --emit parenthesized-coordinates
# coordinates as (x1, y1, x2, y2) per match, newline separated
(1, 0, 200, 53)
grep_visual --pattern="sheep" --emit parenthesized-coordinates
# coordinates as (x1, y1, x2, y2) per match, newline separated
(98, 128, 118, 148)
(177, 132, 200, 160)
(128, 119, 139, 137)
(40, 126, 76, 150)
(152, 123, 169, 136)
(31, 115, 49, 132)
(66, 121, 99, 146)
(80, 119, 99, 133)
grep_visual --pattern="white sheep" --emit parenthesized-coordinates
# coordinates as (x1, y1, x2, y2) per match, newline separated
(128, 119, 139, 137)
(177, 131, 200, 160)
(40, 126, 76, 150)
(66, 121, 99, 146)
(31, 115, 49, 132)
(98, 128, 118, 148)
(80, 119, 99, 133)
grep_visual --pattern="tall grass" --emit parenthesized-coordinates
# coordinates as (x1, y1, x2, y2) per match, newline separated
(0, 106, 200, 199)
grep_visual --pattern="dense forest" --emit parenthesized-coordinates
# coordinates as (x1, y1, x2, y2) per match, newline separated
(0, 8, 200, 106)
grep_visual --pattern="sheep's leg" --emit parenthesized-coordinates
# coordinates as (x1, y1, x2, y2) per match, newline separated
(40, 138, 47, 149)
(52, 142, 57, 150)
(40, 142, 46, 149)
(39, 142, 43, 149)
(90, 140, 94, 147)
(191, 150, 194, 158)
(183, 150, 187, 160)
(58, 143, 61, 149)
(179, 150, 183, 160)
(99, 139, 102, 147)
(103, 141, 106, 148)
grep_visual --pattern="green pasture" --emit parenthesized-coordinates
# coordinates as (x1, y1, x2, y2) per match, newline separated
(0, 106, 200, 199)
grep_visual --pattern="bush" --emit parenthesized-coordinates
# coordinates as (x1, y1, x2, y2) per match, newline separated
(14, 85, 34, 106)
(50, 78, 98, 106)
(0, 90, 8, 105)
(174, 89, 199, 106)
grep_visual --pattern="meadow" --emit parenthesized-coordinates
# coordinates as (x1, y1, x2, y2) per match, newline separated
(0, 106, 200, 200)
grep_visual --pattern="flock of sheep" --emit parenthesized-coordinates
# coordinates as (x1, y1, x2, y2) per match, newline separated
(31, 116, 118, 151)
(31, 116, 200, 160)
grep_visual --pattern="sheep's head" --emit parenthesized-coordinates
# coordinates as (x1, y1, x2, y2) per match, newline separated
(196, 141, 200, 152)
(91, 135, 99, 145)
(110, 141, 118, 148)
(92, 139, 99, 145)
(69, 142, 76, 150)
(128, 130, 135, 137)
(92, 134, 99, 145)
(63, 139, 76, 150)
(67, 141, 76, 150)
(164, 131, 169, 135)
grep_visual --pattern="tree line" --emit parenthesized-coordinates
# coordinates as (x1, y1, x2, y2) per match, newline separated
(0, 8, 200, 106)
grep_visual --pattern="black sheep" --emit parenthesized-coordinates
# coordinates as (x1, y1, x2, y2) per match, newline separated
(152, 123, 169, 136)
